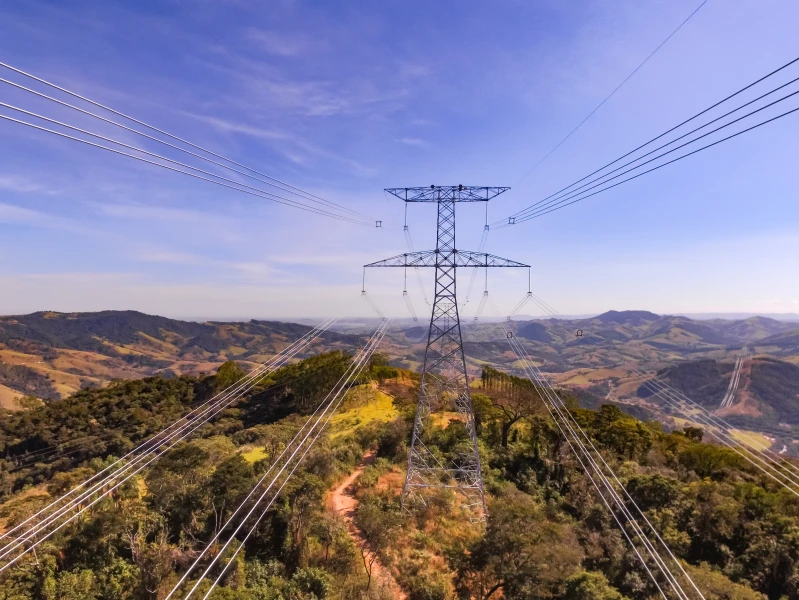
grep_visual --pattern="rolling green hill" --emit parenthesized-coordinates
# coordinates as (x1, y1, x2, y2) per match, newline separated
(0, 311, 362, 403)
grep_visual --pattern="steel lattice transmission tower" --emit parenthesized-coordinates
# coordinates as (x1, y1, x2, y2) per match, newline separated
(365, 185, 529, 519)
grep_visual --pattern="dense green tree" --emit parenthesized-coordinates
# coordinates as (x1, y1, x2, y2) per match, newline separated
(354, 493, 402, 590)
(216, 361, 247, 393)
(481, 367, 543, 448)
(456, 490, 583, 599)
(564, 571, 628, 600)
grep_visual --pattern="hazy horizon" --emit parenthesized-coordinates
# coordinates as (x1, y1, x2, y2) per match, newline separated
(3, 308, 799, 324)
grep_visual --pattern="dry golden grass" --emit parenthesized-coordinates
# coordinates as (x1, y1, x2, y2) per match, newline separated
(329, 387, 398, 439)
(240, 446, 268, 463)
(0, 384, 21, 410)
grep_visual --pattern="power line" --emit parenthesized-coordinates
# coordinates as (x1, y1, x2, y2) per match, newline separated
(0, 76, 367, 218)
(505, 65, 799, 223)
(189, 323, 389, 600)
(491, 308, 701, 598)
(534, 79, 799, 211)
(0, 60, 347, 213)
(500, 54, 799, 226)
(168, 320, 390, 599)
(507, 103, 799, 223)
(0, 113, 368, 225)
(498, 101, 799, 226)
(515, 0, 708, 185)
(510, 293, 799, 495)
(0, 321, 335, 567)
(0, 101, 370, 224)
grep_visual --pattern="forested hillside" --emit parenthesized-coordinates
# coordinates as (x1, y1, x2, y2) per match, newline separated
(2, 354, 799, 599)
(0, 311, 361, 403)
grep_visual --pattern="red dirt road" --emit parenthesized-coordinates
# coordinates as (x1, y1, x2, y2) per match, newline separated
(329, 451, 406, 599)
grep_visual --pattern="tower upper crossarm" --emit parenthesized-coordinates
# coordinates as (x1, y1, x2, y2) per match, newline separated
(364, 250, 529, 268)
(385, 186, 510, 202)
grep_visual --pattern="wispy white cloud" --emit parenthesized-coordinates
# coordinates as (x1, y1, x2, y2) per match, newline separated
(136, 250, 203, 265)
(246, 29, 322, 57)
(396, 137, 427, 147)
(188, 113, 377, 176)
(90, 202, 250, 245)
(399, 62, 430, 78)
(132, 244, 291, 284)
(95, 203, 215, 223)
(0, 174, 58, 194)
(187, 115, 290, 142)
(0, 202, 87, 233)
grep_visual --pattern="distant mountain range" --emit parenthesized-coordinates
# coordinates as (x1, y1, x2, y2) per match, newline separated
(0, 311, 360, 407)
(2, 310, 799, 436)
(449, 310, 799, 373)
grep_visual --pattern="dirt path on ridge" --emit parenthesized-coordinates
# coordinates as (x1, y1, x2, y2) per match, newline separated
(328, 451, 406, 599)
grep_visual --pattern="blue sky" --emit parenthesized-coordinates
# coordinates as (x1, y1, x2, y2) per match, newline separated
(1, 0, 798, 319)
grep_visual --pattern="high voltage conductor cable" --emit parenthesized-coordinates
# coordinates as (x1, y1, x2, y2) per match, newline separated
(0, 320, 334, 562)
(0, 76, 367, 218)
(403, 218, 430, 306)
(506, 84, 799, 223)
(189, 322, 390, 600)
(0, 60, 348, 212)
(524, 294, 799, 489)
(492, 312, 694, 598)
(503, 328, 701, 599)
(624, 365, 799, 493)
(635, 372, 799, 492)
(0, 323, 331, 480)
(172, 324, 386, 598)
(0, 321, 332, 567)
(646, 385, 799, 494)
(463, 222, 491, 307)
(494, 302, 699, 599)
(503, 53, 799, 225)
(0, 114, 368, 226)
(0, 328, 327, 571)
(494, 308, 701, 599)
(519, 294, 799, 494)
(650, 373, 799, 476)
(601, 354, 799, 489)
(403, 268, 418, 322)
(510, 76, 799, 221)
(521, 293, 799, 485)
(0, 102, 370, 223)
(6, 348, 363, 475)
(199, 326, 390, 600)
(170, 320, 390, 599)
(502, 102, 799, 224)
(505, 339, 680, 599)
(515, 0, 708, 185)
(517, 296, 799, 492)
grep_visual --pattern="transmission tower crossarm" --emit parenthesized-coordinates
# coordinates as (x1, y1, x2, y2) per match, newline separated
(385, 185, 510, 202)
(364, 250, 529, 268)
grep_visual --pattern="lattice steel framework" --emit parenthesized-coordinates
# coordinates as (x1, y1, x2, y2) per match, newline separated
(366, 185, 528, 520)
